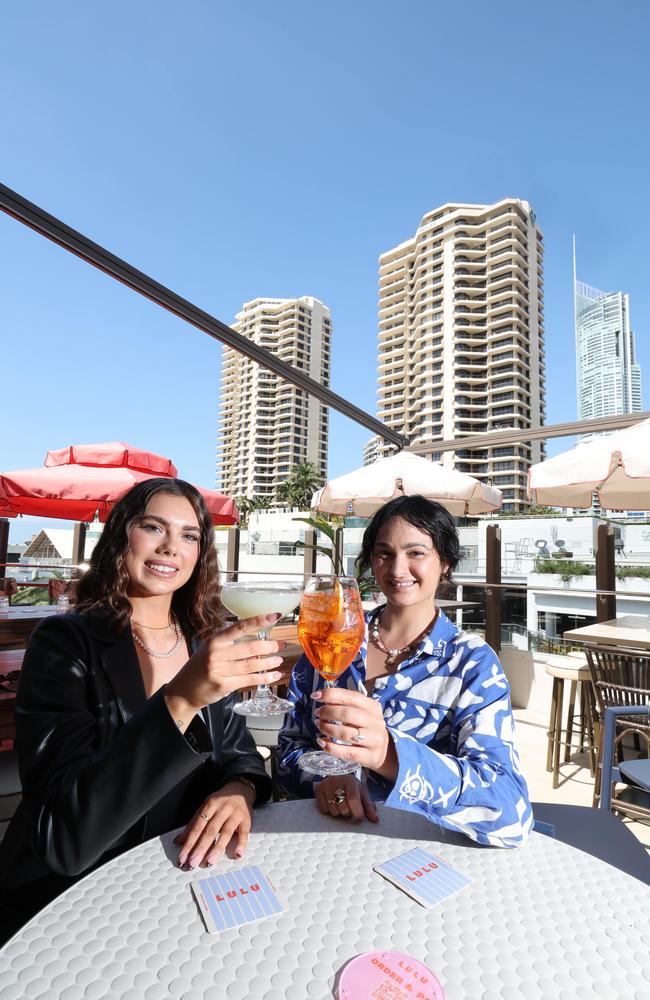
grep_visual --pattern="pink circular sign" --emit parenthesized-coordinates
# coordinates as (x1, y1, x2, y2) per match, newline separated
(337, 950, 445, 1000)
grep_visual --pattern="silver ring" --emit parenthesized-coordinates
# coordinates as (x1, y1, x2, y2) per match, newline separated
(351, 727, 364, 744)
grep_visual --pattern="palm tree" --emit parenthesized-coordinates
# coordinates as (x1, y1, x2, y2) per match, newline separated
(275, 462, 323, 509)
(234, 496, 268, 528)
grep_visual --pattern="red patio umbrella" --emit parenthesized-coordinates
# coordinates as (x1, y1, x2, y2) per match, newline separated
(0, 442, 238, 525)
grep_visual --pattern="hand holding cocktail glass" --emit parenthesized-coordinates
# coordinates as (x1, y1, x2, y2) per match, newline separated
(297, 575, 367, 777)
(220, 579, 304, 716)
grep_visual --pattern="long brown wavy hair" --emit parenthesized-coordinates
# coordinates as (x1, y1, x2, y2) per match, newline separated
(76, 478, 224, 639)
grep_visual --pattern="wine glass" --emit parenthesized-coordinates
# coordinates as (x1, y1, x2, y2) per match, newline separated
(297, 575, 366, 776)
(221, 578, 304, 717)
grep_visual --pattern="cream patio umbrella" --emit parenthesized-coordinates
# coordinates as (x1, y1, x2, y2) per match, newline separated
(527, 418, 650, 510)
(311, 451, 502, 517)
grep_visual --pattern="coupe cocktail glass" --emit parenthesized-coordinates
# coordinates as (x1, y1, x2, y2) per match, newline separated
(297, 575, 365, 777)
(221, 579, 304, 717)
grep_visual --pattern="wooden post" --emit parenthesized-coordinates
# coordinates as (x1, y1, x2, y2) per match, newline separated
(71, 522, 87, 572)
(334, 526, 345, 575)
(485, 524, 502, 652)
(226, 526, 240, 581)
(303, 529, 317, 577)
(0, 519, 9, 582)
(595, 523, 616, 622)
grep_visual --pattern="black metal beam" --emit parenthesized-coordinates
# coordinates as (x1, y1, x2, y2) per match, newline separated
(408, 411, 650, 455)
(0, 183, 407, 449)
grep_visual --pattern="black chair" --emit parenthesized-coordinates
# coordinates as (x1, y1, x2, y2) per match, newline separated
(599, 705, 650, 821)
(584, 644, 650, 809)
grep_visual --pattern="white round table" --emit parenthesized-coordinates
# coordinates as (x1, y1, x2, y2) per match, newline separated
(1, 800, 649, 999)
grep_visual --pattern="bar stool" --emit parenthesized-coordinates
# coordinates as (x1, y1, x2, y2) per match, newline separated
(545, 654, 596, 789)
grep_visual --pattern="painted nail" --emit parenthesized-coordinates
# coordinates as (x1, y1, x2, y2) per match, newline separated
(316, 738, 328, 748)
(311, 691, 323, 701)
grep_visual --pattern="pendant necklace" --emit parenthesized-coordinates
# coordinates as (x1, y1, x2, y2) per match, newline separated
(132, 614, 182, 658)
(371, 607, 436, 666)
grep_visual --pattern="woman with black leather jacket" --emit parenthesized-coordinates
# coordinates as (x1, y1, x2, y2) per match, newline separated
(0, 478, 287, 944)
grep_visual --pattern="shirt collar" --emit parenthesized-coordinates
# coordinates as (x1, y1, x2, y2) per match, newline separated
(346, 606, 459, 687)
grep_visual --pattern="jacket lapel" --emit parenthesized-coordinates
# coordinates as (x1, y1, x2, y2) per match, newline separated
(87, 610, 147, 722)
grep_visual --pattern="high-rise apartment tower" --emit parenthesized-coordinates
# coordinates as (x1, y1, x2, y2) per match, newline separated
(217, 296, 331, 501)
(373, 198, 545, 510)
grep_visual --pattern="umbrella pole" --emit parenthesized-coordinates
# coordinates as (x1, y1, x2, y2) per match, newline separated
(595, 524, 616, 622)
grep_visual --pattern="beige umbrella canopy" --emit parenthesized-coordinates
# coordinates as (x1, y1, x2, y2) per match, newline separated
(311, 451, 502, 517)
(528, 418, 650, 510)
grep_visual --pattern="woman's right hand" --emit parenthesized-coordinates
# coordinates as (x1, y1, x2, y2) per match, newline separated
(314, 773, 379, 823)
(164, 614, 288, 723)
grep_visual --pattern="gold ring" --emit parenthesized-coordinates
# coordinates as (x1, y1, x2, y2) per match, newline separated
(200, 812, 209, 821)
(334, 789, 347, 804)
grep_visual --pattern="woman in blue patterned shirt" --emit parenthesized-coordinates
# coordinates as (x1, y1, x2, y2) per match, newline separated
(277, 495, 532, 847)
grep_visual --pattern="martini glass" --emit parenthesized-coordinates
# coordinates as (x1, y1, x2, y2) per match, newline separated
(221, 579, 304, 717)
(297, 576, 365, 776)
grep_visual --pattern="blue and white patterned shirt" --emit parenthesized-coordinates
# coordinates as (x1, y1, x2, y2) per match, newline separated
(278, 609, 533, 848)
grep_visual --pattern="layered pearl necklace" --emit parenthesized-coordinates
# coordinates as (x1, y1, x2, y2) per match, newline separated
(131, 614, 182, 659)
(370, 607, 437, 666)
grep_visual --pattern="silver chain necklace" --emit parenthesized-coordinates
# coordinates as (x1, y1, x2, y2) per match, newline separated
(132, 614, 182, 658)
(370, 608, 435, 666)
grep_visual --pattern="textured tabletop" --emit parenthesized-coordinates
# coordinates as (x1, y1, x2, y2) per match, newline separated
(1, 799, 650, 999)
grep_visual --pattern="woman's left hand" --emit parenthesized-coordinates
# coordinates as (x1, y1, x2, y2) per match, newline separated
(312, 688, 398, 781)
(175, 781, 256, 868)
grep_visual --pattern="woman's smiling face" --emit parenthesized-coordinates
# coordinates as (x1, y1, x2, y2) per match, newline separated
(370, 515, 448, 610)
(124, 492, 201, 599)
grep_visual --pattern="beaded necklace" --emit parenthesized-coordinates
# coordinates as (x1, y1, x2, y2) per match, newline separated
(132, 614, 182, 659)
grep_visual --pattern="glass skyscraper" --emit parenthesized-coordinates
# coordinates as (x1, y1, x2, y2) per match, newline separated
(575, 279, 642, 421)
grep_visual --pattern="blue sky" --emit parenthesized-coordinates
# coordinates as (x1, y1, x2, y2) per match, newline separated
(2, 1, 649, 545)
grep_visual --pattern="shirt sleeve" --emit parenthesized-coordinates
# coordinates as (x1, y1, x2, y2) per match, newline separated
(276, 653, 323, 797)
(382, 639, 533, 848)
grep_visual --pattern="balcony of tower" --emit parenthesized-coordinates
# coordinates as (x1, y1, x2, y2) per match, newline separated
(454, 243, 486, 259)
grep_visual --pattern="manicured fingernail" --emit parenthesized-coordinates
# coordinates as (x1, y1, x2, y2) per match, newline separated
(268, 613, 282, 622)
(188, 855, 198, 868)
(316, 738, 327, 748)
(178, 854, 187, 866)
(311, 691, 323, 700)
(269, 672, 283, 682)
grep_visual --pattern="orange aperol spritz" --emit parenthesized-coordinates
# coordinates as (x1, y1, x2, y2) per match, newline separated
(297, 575, 365, 776)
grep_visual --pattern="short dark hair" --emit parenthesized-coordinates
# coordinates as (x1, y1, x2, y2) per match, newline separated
(76, 478, 223, 638)
(355, 495, 460, 583)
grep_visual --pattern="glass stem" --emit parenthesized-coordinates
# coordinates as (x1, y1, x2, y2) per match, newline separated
(254, 627, 273, 702)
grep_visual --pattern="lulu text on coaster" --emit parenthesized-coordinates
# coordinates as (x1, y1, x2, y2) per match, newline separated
(374, 847, 471, 908)
(192, 864, 285, 933)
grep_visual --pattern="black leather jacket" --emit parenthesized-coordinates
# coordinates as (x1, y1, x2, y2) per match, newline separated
(0, 609, 271, 940)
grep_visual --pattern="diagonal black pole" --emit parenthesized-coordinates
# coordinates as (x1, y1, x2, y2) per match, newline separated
(0, 182, 407, 449)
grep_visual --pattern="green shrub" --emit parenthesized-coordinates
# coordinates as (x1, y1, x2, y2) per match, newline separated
(616, 565, 650, 580)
